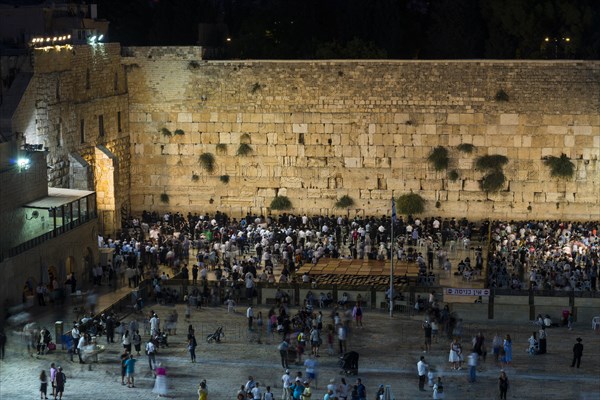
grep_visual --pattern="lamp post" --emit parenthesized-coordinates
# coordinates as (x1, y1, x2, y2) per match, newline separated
(543, 36, 571, 59)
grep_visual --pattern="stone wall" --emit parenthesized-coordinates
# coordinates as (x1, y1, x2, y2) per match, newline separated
(12, 43, 131, 234)
(0, 219, 98, 318)
(125, 53, 600, 220)
(0, 147, 48, 252)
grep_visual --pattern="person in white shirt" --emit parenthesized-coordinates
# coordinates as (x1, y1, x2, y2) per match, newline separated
(281, 370, 291, 400)
(247, 306, 254, 330)
(417, 356, 428, 391)
(77, 335, 86, 364)
(145, 340, 156, 370)
(432, 377, 445, 399)
(150, 314, 160, 336)
(251, 382, 262, 400)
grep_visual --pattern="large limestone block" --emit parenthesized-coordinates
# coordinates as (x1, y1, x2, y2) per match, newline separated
(459, 191, 487, 201)
(293, 123, 308, 134)
(462, 180, 481, 192)
(177, 112, 192, 123)
(499, 114, 519, 125)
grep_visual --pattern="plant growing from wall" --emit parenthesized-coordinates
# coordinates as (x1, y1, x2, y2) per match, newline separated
(174, 129, 185, 136)
(240, 133, 251, 143)
(457, 143, 475, 153)
(220, 174, 230, 184)
(160, 193, 169, 204)
(476, 154, 509, 192)
(448, 170, 460, 181)
(475, 154, 509, 170)
(481, 170, 506, 192)
(250, 82, 262, 93)
(544, 153, 575, 178)
(237, 143, 253, 156)
(495, 89, 509, 102)
(161, 127, 172, 137)
(199, 152, 215, 173)
(396, 193, 425, 215)
(188, 60, 200, 69)
(216, 143, 227, 153)
(334, 195, 355, 209)
(191, 173, 199, 182)
(427, 146, 449, 171)
(270, 195, 292, 211)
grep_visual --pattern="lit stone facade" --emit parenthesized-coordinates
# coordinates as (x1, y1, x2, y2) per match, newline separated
(12, 43, 130, 234)
(12, 45, 600, 225)
(125, 49, 599, 220)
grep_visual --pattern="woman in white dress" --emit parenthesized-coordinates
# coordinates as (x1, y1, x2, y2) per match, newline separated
(152, 362, 168, 397)
(448, 338, 462, 370)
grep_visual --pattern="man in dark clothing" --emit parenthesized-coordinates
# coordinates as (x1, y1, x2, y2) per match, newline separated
(571, 337, 583, 368)
(192, 264, 199, 285)
(0, 329, 6, 359)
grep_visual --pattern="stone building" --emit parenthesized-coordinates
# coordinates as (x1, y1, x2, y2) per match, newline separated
(5, 45, 600, 233)
(0, 140, 98, 317)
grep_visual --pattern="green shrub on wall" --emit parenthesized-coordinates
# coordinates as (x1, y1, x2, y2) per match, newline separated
(396, 193, 425, 215)
(160, 193, 169, 203)
(475, 155, 508, 170)
(220, 174, 230, 184)
(160, 127, 172, 137)
(199, 153, 215, 173)
(334, 195, 355, 208)
(544, 154, 575, 178)
(174, 129, 185, 136)
(481, 170, 506, 192)
(495, 89, 509, 102)
(270, 196, 292, 211)
(457, 143, 475, 153)
(427, 146, 449, 171)
(191, 173, 199, 182)
(237, 143, 253, 156)
(448, 170, 460, 181)
(476, 154, 509, 192)
(216, 143, 227, 153)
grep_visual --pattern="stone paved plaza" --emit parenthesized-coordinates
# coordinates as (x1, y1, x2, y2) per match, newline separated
(1, 289, 599, 400)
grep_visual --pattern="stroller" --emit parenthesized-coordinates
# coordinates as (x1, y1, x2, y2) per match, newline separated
(206, 326, 224, 343)
(339, 351, 359, 375)
(153, 330, 169, 348)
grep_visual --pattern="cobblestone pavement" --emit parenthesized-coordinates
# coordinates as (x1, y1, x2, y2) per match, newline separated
(1, 294, 599, 400)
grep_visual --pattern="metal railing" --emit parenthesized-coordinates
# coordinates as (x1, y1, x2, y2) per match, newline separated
(0, 212, 97, 262)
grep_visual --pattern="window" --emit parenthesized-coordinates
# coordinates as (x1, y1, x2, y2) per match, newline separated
(114, 72, 118, 92)
(86, 68, 91, 90)
(56, 121, 62, 147)
(98, 115, 104, 136)
(117, 111, 122, 132)
(55, 79, 60, 100)
(80, 119, 85, 143)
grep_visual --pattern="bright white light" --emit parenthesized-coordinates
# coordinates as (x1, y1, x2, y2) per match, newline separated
(46, 38, 51, 42)
(67, 34, 71, 39)
(98, 34, 104, 41)
(17, 158, 30, 170)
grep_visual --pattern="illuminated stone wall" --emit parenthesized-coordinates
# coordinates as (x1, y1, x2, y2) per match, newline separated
(12, 43, 130, 234)
(125, 51, 599, 220)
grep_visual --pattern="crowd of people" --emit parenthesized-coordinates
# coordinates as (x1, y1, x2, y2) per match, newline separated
(486, 220, 599, 292)
(96, 211, 485, 296)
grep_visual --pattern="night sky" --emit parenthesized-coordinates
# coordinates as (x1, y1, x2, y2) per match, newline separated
(96, 0, 600, 59)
